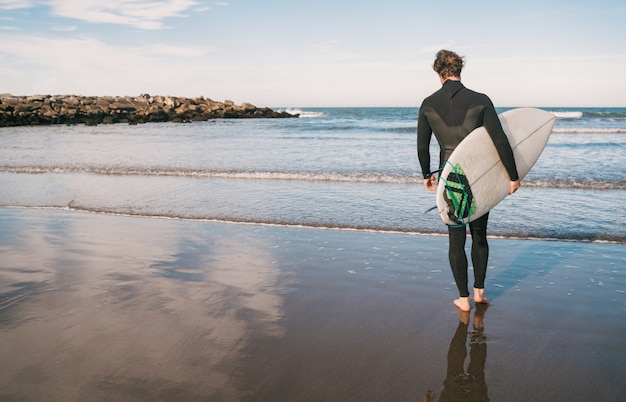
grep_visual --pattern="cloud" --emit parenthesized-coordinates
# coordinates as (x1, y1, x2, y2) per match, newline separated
(140, 43, 213, 57)
(0, 33, 211, 67)
(44, 0, 202, 30)
(0, 14, 17, 30)
(0, 33, 214, 95)
(0, 0, 35, 10)
(51, 25, 77, 32)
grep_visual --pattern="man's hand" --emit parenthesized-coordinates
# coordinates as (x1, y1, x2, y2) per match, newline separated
(509, 180, 521, 195)
(424, 175, 438, 192)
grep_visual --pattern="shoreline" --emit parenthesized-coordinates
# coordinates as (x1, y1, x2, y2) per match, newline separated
(2, 204, 625, 245)
(1, 208, 625, 401)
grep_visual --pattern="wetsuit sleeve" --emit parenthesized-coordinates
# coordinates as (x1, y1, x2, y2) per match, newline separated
(482, 99, 519, 181)
(417, 106, 433, 179)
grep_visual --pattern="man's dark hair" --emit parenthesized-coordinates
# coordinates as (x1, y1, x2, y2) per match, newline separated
(433, 49, 465, 79)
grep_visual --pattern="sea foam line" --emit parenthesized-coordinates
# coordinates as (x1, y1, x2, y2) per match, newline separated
(0, 166, 421, 184)
(552, 128, 626, 134)
(1, 166, 624, 189)
(2, 204, 625, 244)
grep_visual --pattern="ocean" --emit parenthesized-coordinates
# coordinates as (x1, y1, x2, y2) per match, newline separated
(0, 107, 625, 243)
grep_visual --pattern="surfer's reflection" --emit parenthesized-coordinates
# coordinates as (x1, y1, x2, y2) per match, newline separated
(425, 304, 490, 402)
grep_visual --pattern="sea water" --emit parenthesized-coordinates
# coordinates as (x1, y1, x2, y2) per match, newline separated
(0, 107, 624, 243)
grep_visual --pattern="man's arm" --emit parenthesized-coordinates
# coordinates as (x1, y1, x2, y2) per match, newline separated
(417, 106, 434, 179)
(482, 99, 519, 182)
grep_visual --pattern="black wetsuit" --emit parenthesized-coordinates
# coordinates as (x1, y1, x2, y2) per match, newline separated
(417, 79, 518, 297)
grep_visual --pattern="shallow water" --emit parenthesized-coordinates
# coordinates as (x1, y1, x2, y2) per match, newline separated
(1, 107, 625, 242)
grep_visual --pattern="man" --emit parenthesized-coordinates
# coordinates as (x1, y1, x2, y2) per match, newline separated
(417, 50, 521, 312)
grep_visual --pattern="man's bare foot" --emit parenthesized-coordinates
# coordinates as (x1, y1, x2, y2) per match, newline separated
(474, 287, 489, 304)
(453, 296, 470, 312)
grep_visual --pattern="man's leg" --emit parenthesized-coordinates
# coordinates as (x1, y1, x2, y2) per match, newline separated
(448, 224, 470, 310)
(469, 213, 489, 303)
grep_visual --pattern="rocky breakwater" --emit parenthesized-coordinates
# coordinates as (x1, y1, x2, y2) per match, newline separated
(0, 94, 298, 127)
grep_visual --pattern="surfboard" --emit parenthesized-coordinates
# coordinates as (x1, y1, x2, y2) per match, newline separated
(435, 107, 556, 226)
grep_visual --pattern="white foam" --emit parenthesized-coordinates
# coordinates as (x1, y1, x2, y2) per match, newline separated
(0, 166, 423, 184)
(279, 108, 325, 118)
(553, 111, 583, 119)
(552, 127, 626, 134)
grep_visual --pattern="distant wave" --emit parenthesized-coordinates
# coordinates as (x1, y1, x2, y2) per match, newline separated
(382, 126, 415, 133)
(298, 124, 415, 133)
(522, 179, 625, 190)
(553, 111, 584, 119)
(583, 110, 626, 118)
(552, 110, 626, 119)
(552, 128, 626, 134)
(279, 108, 326, 118)
(1, 166, 624, 190)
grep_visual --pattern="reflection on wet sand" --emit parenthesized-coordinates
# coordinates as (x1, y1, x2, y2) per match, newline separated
(3, 209, 626, 401)
(425, 304, 490, 402)
(0, 210, 284, 401)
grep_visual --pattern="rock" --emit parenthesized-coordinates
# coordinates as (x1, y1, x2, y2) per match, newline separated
(0, 94, 298, 127)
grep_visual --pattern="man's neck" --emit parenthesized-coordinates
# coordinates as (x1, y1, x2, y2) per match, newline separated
(440, 75, 461, 84)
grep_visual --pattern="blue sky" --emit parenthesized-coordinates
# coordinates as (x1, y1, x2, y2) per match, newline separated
(1, 0, 625, 107)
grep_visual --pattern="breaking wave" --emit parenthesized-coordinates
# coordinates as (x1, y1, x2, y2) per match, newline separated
(1, 166, 623, 190)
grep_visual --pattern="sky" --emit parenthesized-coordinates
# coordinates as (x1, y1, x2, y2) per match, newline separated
(1, 0, 625, 107)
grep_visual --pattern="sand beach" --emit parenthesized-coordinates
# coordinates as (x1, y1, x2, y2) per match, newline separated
(1, 208, 625, 401)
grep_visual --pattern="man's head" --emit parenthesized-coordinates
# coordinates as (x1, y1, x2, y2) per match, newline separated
(433, 50, 465, 80)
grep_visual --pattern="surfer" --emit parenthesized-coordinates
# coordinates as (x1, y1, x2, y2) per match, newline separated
(417, 50, 521, 312)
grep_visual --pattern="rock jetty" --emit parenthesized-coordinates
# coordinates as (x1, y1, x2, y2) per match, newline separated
(0, 94, 298, 127)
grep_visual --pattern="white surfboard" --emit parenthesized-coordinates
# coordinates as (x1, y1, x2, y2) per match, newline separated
(435, 107, 556, 226)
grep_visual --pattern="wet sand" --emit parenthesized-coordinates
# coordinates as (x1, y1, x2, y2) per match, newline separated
(1, 208, 625, 401)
